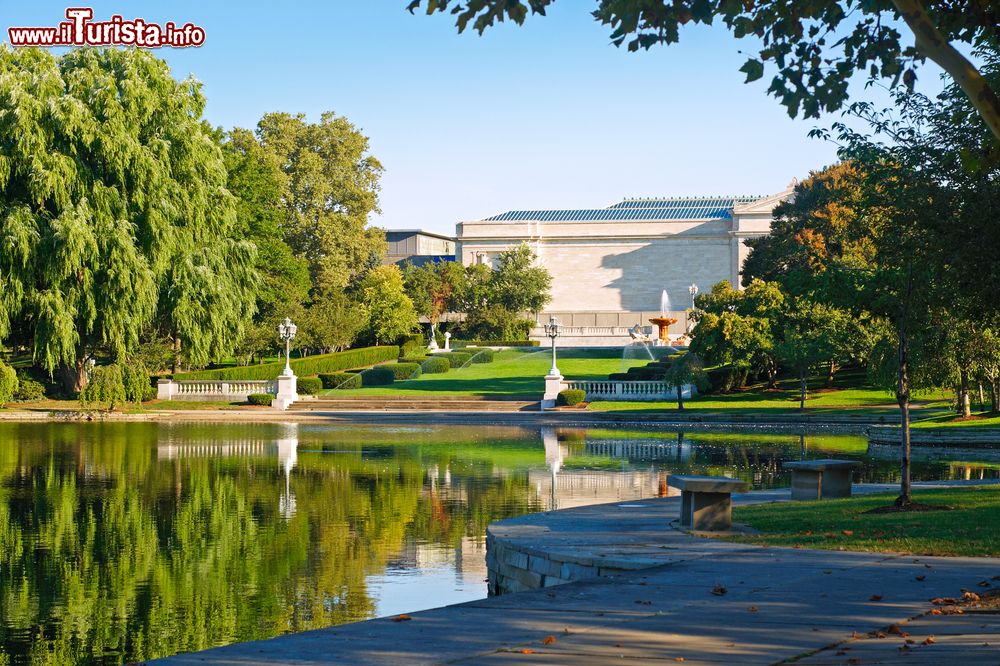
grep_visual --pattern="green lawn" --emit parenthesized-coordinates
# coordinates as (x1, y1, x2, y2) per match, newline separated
(913, 413, 1000, 428)
(321, 348, 656, 398)
(729, 486, 1000, 557)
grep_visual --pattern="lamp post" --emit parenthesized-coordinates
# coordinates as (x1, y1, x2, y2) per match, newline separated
(278, 317, 297, 377)
(687, 284, 699, 335)
(544, 315, 561, 376)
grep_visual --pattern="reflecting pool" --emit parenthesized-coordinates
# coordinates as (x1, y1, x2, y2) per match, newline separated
(0, 421, 996, 664)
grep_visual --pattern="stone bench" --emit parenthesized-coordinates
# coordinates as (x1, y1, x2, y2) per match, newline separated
(667, 475, 750, 532)
(783, 459, 862, 500)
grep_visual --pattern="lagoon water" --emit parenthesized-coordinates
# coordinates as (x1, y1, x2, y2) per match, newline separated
(0, 421, 996, 664)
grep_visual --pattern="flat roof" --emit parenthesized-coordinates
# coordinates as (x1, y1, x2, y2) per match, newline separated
(385, 228, 456, 242)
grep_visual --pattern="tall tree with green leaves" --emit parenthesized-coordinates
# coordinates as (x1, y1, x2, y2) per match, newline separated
(256, 112, 386, 293)
(408, 1, 1000, 140)
(356, 265, 418, 345)
(0, 47, 256, 390)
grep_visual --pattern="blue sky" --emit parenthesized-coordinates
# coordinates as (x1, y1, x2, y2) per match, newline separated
(1, 1, 945, 235)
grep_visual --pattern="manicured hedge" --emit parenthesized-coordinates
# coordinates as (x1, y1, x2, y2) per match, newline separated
(557, 389, 586, 406)
(608, 372, 630, 381)
(176, 346, 399, 380)
(422, 357, 450, 374)
(468, 348, 494, 363)
(399, 334, 425, 359)
(402, 354, 429, 364)
(438, 351, 472, 368)
(454, 340, 539, 348)
(319, 372, 362, 389)
(247, 393, 272, 406)
(361, 366, 395, 386)
(297, 377, 323, 395)
(389, 362, 422, 380)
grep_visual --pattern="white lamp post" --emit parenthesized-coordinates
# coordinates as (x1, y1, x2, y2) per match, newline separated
(544, 315, 561, 376)
(687, 284, 699, 335)
(278, 317, 298, 377)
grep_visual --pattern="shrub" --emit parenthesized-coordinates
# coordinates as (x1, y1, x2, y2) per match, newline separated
(389, 362, 422, 380)
(557, 389, 586, 406)
(0, 362, 16, 407)
(704, 366, 743, 393)
(176, 346, 399, 380)
(422, 357, 450, 374)
(247, 393, 272, 406)
(468, 349, 494, 363)
(121, 359, 155, 403)
(438, 352, 472, 368)
(297, 377, 323, 395)
(625, 366, 663, 380)
(454, 340, 539, 348)
(402, 354, 429, 364)
(399, 334, 425, 359)
(319, 372, 362, 389)
(13, 374, 45, 401)
(79, 365, 127, 410)
(608, 372, 630, 381)
(361, 366, 395, 386)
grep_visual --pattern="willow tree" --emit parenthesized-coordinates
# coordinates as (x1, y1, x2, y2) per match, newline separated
(0, 47, 255, 389)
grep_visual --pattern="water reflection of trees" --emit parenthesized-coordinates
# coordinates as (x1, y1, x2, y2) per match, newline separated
(0, 422, 996, 665)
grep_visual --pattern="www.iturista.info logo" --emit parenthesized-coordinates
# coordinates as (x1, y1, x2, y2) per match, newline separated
(8, 7, 206, 48)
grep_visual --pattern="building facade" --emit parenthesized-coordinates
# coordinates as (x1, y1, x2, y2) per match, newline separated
(456, 187, 792, 345)
(384, 229, 456, 267)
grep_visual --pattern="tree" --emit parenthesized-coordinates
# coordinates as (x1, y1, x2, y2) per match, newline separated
(0, 361, 16, 407)
(256, 112, 386, 293)
(0, 48, 256, 390)
(356, 266, 418, 345)
(408, 1, 1000, 140)
(663, 353, 706, 411)
(301, 292, 367, 353)
(454, 244, 552, 341)
(403, 261, 466, 326)
(773, 301, 841, 411)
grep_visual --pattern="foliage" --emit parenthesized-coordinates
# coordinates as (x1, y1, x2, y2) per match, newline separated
(121, 359, 155, 404)
(360, 366, 395, 386)
(297, 377, 323, 395)
(256, 112, 385, 292)
(556, 389, 586, 406)
(399, 334, 426, 359)
(453, 340, 539, 348)
(407, 0, 1000, 139)
(468, 349, 494, 363)
(0, 362, 15, 407)
(79, 365, 127, 410)
(438, 352, 472, 368)
(663, 353, 707, 410)
(176, 346, 399, 380)
(455, 244, 552, 341)
(0, 48, 256, 390)
(356, 266, 418, 345)
(11, 371, 43, 402)
(421, 357, 451, 374)
(247, 393, 273, 406)
(388, 363, 422, 380)
(403, 261, 466, 324)
(299, 291, 368, 354)
(319, 372, 363, 389)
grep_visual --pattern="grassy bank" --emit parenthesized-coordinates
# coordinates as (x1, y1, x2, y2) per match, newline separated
(730, 486, 1000, 557)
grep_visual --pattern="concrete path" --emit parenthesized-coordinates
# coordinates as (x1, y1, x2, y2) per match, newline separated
(154, 484, 1000, 665)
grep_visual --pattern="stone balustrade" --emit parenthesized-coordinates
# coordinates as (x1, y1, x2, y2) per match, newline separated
(156, 379, 277, 401)
(560, 379, 694, 402)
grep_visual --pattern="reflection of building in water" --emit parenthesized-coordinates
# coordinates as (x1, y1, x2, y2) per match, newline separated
(584, 435, 693, 462)
(386, 536, 488, 584)
(539, 428, 679, 510)
(157, 423, 301, 519)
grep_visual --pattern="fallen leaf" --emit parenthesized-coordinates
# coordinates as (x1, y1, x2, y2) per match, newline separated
(962, 592, 981, 602)
(835, 650, 846, 656)
(542, 636, 557, 645)
(922, 635, 935, 645)
(906, 638, 915, 644)
(711, 584, 727, 596)
(977, 580, 991, 587)
(519, 648, 535, 654)
(929, 609, 942, 615)
(887, 624, 903, 635)
(842, 529, 854, 536)
(747, 605, 759, 613)
(915, 575, 926, 581)
(870, 594, 883, 601)
(848, 659, 861, 665)
(674, 659, 685, 663)
(874, 631, 887, 639)
(391, 614, 412, 622)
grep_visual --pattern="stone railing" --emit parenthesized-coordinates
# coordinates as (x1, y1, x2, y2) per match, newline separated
(530, 325, 648, 337)
(560, 379, 694, 402)
(156, 379, 277, 401)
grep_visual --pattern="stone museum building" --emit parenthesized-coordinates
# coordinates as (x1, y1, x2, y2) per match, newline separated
(455, 185, 793, 345)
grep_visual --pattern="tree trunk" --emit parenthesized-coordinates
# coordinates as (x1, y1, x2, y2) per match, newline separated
(991, 380, 1000, 413)
(799, 370, 807, 411)
(826, 359, 837, 388)
(676, 384, 684, 411)
(60, 358, 88, 394)
(958, 369, 971, 418)
(896, 324, 912, 507)
(172, 336, 182, 374)
(977, 383, 984, 412)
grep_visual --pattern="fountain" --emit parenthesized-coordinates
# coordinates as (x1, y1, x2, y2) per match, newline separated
(648, 290, 677, 346)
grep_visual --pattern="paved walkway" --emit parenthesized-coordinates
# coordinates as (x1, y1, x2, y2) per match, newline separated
(154, 483, 1000, 665)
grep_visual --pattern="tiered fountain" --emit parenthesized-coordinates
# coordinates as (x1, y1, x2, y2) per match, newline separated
(648, 290, 677, 346)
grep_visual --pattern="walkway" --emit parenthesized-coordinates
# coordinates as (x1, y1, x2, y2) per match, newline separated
(154, 483, 1000, 665)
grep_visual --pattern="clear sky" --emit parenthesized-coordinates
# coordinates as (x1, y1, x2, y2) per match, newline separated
(0, 1, 944, 236)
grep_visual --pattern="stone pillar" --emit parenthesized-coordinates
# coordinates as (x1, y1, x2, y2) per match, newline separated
(541, 373, 563, 410)
(443, 331, 451, 351)
(156, 379, 175, 401)
(271, 374, 298, 410)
